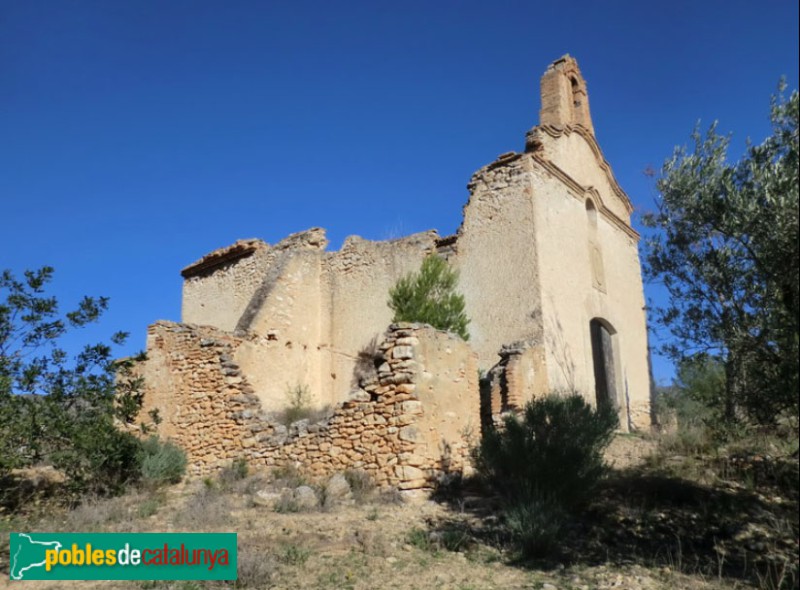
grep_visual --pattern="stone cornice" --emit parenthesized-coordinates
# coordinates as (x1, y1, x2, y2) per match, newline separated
(535, 123, 635, 215)
(530, 153, 640, 241)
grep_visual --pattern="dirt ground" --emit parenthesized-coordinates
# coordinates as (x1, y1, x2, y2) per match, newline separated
(1, 434, 796, 590)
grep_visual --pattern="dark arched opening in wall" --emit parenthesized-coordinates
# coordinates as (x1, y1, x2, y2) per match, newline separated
(570, 76, 582, 110)
(590, 318, 618, 411)
(585, 198, 598, 228)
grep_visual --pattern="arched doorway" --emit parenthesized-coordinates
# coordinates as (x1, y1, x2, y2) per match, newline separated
(590, 318, 618, 410)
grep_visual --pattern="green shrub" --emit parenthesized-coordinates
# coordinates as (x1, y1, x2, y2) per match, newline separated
(437, 525, 473, 553)
(473, 393, 618, 557)
(474, 393, 617, 510)
(276, 542, 310, 565)
(388, 255, 470, 340)
(138, 436, 187, 487)
(406, 527, 435, 552)
(136, 492, 165, 518)
(52, 421, 143, 497)
(503, 497, 566, 557)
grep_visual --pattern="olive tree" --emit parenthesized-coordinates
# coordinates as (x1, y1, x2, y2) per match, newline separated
(643, 85, 799, 426)
(1, 267, 146, 493)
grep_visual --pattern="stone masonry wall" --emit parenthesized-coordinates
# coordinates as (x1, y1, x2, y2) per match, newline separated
(485, 340, 547, 427)
(138, 321, 265, 462)
(140, 322, 479, 489)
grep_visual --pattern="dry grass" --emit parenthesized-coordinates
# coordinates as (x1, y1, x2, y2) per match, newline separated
(172, 484, 234, 531)
(2, 443, 795, 590)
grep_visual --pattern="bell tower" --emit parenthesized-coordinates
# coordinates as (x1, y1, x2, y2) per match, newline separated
(539, 55, 595, 135)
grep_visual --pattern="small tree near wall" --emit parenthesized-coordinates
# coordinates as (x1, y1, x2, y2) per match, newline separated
(388, 255, 470, 341)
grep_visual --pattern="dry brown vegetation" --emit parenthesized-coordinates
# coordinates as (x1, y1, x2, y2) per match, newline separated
(1, 433, 797, 590)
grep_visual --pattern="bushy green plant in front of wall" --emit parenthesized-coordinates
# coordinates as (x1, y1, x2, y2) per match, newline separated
(388, 255, 470, 340)
(139, 436, 187, 487)
(472, 393, 618, 557)
(474, 393, 617, 510)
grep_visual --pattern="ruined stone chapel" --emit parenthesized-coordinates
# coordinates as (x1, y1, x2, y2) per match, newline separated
(136, 56, 651, 490)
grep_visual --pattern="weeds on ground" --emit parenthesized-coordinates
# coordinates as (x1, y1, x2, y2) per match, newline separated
(235, 545, 276, 588)
(219, 458, 249, 486)
(376, 487, 404, 505)
(174, 484, 232, 530)
(315, 550, 369, 589)
(270, 464, 307, 489)
(407, 527, 434, 552)
(353, 527, 389, 557)
(277, 542, 311, 566)
(407, 524, 472, 555)
(433, 524, 473, 553)
(136, 491, 166, 519)
(64, 495, 128, 531)
(344, 469, 375, 504)
(273, 492, 302, 514)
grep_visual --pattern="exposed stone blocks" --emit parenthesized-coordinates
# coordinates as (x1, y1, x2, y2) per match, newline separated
(140, 322, 479, 489)
(539, 54, 594, 135)
(486, 340, 547, 426)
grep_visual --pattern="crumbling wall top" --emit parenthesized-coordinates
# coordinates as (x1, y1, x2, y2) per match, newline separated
(274, 227, 328, 252)
(181, 239, 268, 279)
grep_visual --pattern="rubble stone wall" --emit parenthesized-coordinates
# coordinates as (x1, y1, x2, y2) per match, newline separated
(485, 341, 548, 425)
(321, 231, 439, 406)
(140, 322, 479, 489)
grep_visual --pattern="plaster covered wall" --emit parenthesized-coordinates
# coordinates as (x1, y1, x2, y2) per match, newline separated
(457, 142, 650, 427)
(454, 154, 544, 368)
(180, 228, 438, 409)
(181, 240, 273, 332)
(527, 142, 650, 428)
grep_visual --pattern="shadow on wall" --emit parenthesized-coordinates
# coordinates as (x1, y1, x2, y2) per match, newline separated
(545, 301, 576, 392)
(351, 334, 383, 390)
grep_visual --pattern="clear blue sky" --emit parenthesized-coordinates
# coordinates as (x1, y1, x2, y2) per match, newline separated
(2, 1, 798, 384)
